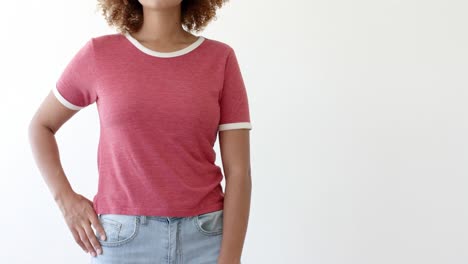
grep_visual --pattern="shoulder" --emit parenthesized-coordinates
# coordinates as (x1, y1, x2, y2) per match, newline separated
(202, 37, 233, 51)
(200, 36, 237, 63)
(81, 33, 128, 58)
(89, 33, 123, 46)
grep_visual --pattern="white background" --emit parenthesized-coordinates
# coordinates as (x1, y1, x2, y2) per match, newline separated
(1, 0, 467, 263)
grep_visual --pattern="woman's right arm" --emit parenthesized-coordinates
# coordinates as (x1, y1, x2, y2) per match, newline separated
(28, 90, 105, 257)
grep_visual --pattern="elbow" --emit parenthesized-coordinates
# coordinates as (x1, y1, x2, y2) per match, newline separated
(225, 166, 251, 184)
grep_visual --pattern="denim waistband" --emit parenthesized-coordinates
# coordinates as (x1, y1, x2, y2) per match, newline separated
(139, 215, 190, 225)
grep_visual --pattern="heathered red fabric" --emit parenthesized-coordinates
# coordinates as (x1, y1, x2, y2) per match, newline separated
(53, 33, 252, 217)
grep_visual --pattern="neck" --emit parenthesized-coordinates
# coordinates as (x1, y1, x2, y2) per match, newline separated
(134, 3, 189, 42)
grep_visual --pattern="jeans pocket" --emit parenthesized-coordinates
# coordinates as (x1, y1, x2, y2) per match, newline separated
(95, 214, 140, 247)
(193, 209, 223, 236)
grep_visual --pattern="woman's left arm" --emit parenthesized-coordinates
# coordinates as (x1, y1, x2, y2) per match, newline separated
(217, 129, 252, 264)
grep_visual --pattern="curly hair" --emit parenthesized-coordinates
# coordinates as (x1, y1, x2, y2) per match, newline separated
(96, 0, 228, 34)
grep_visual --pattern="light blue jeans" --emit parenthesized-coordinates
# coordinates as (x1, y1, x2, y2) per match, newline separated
(90, 209, 224, 264)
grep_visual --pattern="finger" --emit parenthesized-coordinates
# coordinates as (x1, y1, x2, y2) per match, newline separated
(78, 227, 97, 256)
(83, 222, 103, 255)
(71, 228, 88, 253)
(89, 213, 106, 241)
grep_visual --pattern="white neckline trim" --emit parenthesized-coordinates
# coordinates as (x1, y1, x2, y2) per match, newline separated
(124, 32, 205, 58)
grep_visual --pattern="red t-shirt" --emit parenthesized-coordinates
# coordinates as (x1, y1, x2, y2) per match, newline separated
(53, 32, 252, 216)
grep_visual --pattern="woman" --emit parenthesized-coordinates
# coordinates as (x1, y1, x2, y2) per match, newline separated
(28, 0, 252, 263)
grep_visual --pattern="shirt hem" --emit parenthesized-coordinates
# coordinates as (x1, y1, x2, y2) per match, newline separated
(93, 201, 225, 217)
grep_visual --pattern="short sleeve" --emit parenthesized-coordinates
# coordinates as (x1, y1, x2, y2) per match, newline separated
(218, 48, 252, 131)
(52, 38, 98, 110)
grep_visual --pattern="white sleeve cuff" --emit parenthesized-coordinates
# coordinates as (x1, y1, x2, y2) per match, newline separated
(52, 86, 84, 110)
(218, 122, 252, 131)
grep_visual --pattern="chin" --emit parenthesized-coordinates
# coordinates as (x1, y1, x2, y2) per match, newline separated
(138, 0, 183, 9)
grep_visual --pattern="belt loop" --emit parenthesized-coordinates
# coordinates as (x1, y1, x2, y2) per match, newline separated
(140, 215, 147, 225)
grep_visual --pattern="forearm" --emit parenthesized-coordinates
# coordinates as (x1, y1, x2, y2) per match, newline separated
(218, 171, 251, 263)
(28, 121, 75, 208)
